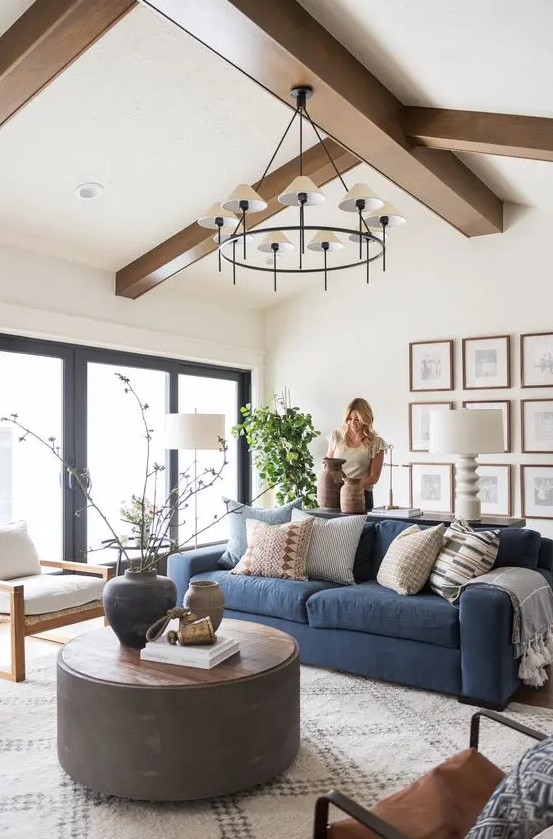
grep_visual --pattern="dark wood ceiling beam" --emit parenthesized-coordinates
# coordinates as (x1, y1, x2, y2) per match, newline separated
(142, 0, 503, 238)
(0, 0, 136, 128)
(404, 107, 553, 162)
(116, 139, 358, 299)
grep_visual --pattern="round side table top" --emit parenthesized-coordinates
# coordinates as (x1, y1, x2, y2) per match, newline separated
(59, 619, 297, 688)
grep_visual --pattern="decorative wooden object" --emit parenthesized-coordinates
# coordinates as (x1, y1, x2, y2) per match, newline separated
(317, 457, 346, 509)
(340, 477, 365, 514)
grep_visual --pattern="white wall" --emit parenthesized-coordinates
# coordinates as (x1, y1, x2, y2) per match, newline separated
(265, 204, 553, 538)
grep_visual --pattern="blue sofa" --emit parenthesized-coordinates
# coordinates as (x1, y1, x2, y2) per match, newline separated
(168, 520, 553, 709)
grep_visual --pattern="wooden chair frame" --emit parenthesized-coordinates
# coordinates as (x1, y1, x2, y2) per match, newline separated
(0, 560, 114, 683)
(313, 710, 546, 839)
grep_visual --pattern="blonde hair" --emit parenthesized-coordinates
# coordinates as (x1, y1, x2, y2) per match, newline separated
(336, 397, 377, 450)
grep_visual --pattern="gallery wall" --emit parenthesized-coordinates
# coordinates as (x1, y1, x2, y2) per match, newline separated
(264, 204, 553, 538)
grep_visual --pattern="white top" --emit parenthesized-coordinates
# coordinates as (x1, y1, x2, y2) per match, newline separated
(329, 431, 387, 487)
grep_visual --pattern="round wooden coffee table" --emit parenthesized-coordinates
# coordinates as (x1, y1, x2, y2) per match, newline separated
(57, 619, 299, 800)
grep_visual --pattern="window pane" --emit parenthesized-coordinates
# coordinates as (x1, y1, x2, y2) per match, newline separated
(178, 375, 238, 547)
(0, 352, 63, 560)
(87, 364, 167, 564)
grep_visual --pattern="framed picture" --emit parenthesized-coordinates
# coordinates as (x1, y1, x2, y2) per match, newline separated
(409, 340, 454, 392)
(521, 399, 553, 453)
(521, 465, 553, 520)
(477, 464, 512, 517)
(462, 400, 511, 452)
(409, 462, 454, 513)
(462, 335, 510, 390)
(521, 332, 553, 388)
(409, 402, 453, 452)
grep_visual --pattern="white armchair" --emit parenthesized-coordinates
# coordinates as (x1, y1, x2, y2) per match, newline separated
(0, 521, 114, 682)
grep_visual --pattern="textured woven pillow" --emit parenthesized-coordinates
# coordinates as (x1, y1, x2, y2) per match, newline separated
(430, 518, 500, 602)
(377, 524, 445, 596)
(230, 517, 314, 581)
(218, 498, 303, 569)
(467, 736, 553, 839)
(291, 508, 366, 584)
(0, 520, 41, 580)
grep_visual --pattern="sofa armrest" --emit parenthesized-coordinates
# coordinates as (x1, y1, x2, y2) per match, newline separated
(459, 587, 519, 708)
(167, 546, 225, 606)
(40, 559, 114, 581)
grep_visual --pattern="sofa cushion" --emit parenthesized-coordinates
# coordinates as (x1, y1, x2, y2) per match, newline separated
(371, 520, 418, 576)
(538, 538, 553, 575)
(218, 498, 302, 568)
(377, 524, 445, 596)
(292, 509, 366, 585)
(230, 517, 314, 581)
(353, 522, 377, 582)
(430, 519, 500, 602)
(0, 573, 105, 616)
(192, 570, 339, 623)
(306, 581, 460, 648)
(495, 528, 541, 571)
(0, 520, 41, 580)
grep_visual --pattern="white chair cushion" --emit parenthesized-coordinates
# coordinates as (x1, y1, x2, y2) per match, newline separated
(0, 573, 105, 616)
(0, 521, 41, 580)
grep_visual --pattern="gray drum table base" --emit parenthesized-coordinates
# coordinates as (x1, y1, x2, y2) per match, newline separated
(57, 620, 300, 800)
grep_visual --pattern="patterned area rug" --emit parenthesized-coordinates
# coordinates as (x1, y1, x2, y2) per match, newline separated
(2, 649, 553, 839)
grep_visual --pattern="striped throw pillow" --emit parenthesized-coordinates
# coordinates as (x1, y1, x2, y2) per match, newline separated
(291, 509, 366, 584)
(377, 524, 445, 596)
(430, 518, 500, 602)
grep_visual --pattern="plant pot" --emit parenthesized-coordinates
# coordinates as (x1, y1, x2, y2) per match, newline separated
(183, 580, 226, 631)
(317, 457, 346, 509)
(340, 477, 365, 514)
(103, 570, 177, 649)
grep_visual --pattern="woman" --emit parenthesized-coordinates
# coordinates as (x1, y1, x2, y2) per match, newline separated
(327, 397, 387, 511)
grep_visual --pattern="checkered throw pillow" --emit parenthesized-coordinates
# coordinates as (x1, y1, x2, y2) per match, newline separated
(230, 517, 314, 581)
(377, 524, 445, 596)
(430, 518, 500, 602)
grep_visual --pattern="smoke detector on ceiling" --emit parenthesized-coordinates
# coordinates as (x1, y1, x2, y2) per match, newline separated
(75, 182, 104, 200)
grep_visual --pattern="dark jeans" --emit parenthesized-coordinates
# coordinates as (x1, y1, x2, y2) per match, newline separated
(364, 490, 374, 512)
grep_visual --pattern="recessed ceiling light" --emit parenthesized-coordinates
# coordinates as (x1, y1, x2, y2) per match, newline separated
(75, 182, 104, 200)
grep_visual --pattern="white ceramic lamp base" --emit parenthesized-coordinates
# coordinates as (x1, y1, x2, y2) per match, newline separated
(454, 454, 481, 521)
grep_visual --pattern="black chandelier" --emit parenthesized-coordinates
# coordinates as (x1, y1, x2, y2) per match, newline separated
(197, 86, 406, 292)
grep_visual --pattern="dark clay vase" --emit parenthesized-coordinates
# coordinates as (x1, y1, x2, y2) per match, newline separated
(183, 580, 226, 631)
(317, 457, 346, 509)
(103, 570, 177, 649)
(340, 477, 365, 514)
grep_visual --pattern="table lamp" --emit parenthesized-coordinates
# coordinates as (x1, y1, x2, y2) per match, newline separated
(164, 412, 225, 546)
(429, 409, 504, 521)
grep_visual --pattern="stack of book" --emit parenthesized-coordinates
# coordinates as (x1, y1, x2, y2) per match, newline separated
(140, 631, 240, 669)
(370, 507, 421, 518)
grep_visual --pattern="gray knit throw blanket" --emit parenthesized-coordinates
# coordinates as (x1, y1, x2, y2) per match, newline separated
(462, 566, 553, 687)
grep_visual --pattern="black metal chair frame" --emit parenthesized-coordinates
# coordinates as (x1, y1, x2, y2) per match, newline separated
(313, 710, 547, 839)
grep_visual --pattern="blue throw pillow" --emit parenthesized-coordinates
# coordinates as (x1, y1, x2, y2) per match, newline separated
(493, 528, 541, 571)
(467, 736, 553, 839)
(218, 498, 303, 568)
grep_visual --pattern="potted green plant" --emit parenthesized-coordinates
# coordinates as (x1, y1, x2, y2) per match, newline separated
(233, 389, 320, 508)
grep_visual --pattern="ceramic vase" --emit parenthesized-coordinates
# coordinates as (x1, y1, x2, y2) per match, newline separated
(183, 580, 226, 631)
(317, 457, 346, 509)
(103, 570, 177, 649)
(340, 477, 365, 514)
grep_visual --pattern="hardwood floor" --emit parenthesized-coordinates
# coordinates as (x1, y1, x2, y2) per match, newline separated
(513, 668, 553, 709)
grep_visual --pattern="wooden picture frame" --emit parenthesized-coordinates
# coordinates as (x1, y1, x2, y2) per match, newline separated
(409, 462, 454, 514)
(409, 340, 454, 392)
(521, 464, 553, 520)
(521, 331, 553, 388)
(409, 402, 453, 452)
(462, 399, 511, 452)
(462, 335, 511, 390)
(477, 464, 512, 517)
(521, 398, 553, 453)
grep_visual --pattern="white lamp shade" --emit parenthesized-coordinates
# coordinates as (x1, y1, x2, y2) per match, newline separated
(338, 183, 384, 213)
(429, 409, 504, 455)
(164, 413, 225, 450)
(278, 175, 325, 207)
(221, 185, 267, 213)
(306, 230, 344, 251)
(364, 202, 406, 229)
(257, 230, 294, 253)
(197, 203, 237, 230)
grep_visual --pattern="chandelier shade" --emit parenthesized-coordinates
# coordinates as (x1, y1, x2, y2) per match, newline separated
(338, 183, 384, 213)
(198, 85, 406, 291)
